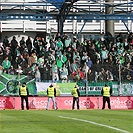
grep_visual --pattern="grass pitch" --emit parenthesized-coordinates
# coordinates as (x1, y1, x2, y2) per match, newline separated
(0, 109, 133, 133)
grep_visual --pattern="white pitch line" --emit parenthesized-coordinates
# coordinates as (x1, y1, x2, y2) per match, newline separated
(59, 116, 130, 133)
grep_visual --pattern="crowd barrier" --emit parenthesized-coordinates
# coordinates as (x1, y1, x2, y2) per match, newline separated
(0, 96, 133, 110)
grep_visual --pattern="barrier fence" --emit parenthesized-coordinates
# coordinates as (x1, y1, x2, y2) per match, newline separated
(0, 96, 133, 110)
(0, 77, 133, 96)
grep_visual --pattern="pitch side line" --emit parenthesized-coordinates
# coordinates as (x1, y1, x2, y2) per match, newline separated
(59, 116, 130, 133)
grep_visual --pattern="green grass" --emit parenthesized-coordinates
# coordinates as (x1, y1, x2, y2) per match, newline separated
(0, 110, 133, 133)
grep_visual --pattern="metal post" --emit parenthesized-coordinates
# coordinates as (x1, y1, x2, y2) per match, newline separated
(77, 20, 87, 38)
(122, 20, 130, 33)
(97, 96, 100, 109)
(119, 64, 122, 95)
(105, 0, 114, 37)
(86, 64, 88, 96)
(13, 97, 15, 110)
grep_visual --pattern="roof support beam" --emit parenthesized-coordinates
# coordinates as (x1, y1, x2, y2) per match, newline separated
(57, 0, 78, 34)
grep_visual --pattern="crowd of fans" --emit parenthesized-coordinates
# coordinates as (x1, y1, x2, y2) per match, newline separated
(0, 32, 133, 83)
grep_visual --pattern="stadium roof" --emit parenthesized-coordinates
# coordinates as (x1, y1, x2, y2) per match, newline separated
(45, 0, 65, 9)
(45, 0, 78, 9)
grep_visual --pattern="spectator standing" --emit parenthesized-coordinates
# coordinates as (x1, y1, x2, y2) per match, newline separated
(66, 47, 73, 63)
(13, 56, 22, 69)
(46, 83, 57, 110)
(16, 66, 23, 80)
(71, 84, 80, 110)
(40, 60, 51, 81)
(61, 52, 67, 64)
(55, 32, 62, 42)
(62, 32, 68, 45)
(3, 36, 9, 49)
(109, 46, 117, 64)
(82, 63, 88, 78)
(0, 47, 4, 65)
(8, 66, 16, 75)
(101, 46, 109, 64)
(11, 36, 18, 60)
(51, 60, 59, 82)
(0, 65, 3, 75)
(123, 38, 129, 51)
(4, 47, 12, 61)
(19, 82, 29, 110)
(19, 55, 28, 69)
(2, 56, 11, 73)
(127, 32, 133, 44)
(72, 67, 84, 82)
(69, 59, 78, 74)
(105, 69, 114, 81)
(116, 32, 124, 44)
(26, 36, 32, 56)
(60, 64, 68, 82)
(64, 35, 71, 50)
(87, 69, 95, 82)
(28, 52, 35, 67)
(81, 52, 88, 65)
(22, 47, 29, 64)
(34, 65, 41, 82)
(56, 38, 63, 51)
(101, 84, 112, 109)
(86, 56, 93, 69)
(56, 56, 63, 79)
(15, 45, 21, 57)
(19, 37, 26, 53)
(37, 54, 45, 68)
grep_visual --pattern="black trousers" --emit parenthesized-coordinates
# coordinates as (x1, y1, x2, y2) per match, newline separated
(72, 97, 79, 110)
(21, 96, 29, 110)
(102, 96, 111, 109)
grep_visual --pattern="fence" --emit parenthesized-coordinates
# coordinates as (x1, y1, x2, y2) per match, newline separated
(0, 64, 133, 96)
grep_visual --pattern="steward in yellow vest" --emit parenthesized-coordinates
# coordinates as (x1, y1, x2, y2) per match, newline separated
(19, 82, 29, 110)
(101, 84, 112, 109)
(46, 83, 57, 110)
(20, 86, 28, 96)
(71, 87, 79, 98)
(47, 84, 56, 97)
(71, 84, 80, 110)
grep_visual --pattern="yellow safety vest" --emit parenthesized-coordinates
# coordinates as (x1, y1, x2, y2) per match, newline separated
(71, 87, 78, 97)
(47, 87, 55, 97)
(103, 87, 110, 97)
(20, 86, 27, 96)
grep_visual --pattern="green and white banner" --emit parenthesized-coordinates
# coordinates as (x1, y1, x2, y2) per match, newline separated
(0, 73, 35, 96)
(36, 82, 76, 96)
(0, 73, 133, 96)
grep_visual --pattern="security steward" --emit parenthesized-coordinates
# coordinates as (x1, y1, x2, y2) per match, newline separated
(19, 82, 29, 110)
(46, 83, 57, 110)
(71, 84, 80, 110)
(101, 84, 112, 109)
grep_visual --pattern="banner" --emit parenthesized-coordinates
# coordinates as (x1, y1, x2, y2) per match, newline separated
(35, 82, 76, 96)
(0, 96, 133, 110)
(78, 82, 133, 96)
(0, 73, 133, 96)
(36, 82, 51, 95)
(0, 73, 35, 95)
